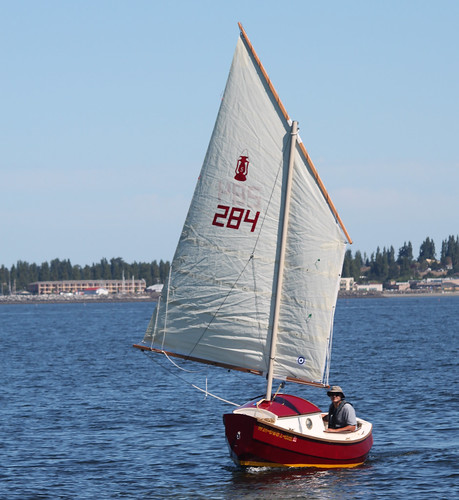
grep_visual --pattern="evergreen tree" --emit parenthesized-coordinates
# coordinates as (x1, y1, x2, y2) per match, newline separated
(139, 262, 153, 284)
(351, 250, 363, 281)
(92, 261, 103, 279)
(110, 258, 124, 280)
(60, 259, 72, 281)
(441, 235, 459, 273)
(82, 265, 92, 280)
(369, 247, 389, 282)
(131, 261, 140, 280)
(39, 261, 50, 281)
(152, 260, 160, 284)
(14, 261, 29, 290)
(342, 250, 352, 278)
(0, 266, 10, 294)
(398, 241, 413, 261)
(397, 242, 414, 280)
(72, 265, 82, 280)
(49, 258, 61, 281)
(159, 260, 170, 283)
(387, 246, 399, 280)
(100, 258, 111, 279)
(363, 253, 369, 266)
(10, 265, 17, 293)
(388, 246, 395, 265)
(29, 263, 39, 283)
(418, 237, 436, 261)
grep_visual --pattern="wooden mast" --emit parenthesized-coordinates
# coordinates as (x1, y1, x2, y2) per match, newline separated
(265, 120, 298, 401)
(237, 22, 352, 245)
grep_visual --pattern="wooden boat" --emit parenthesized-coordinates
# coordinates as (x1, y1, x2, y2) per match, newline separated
(224, 394, 372, 468)
(134, 23, 372, 468)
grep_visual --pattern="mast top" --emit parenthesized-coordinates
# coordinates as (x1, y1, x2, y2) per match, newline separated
(237, 22, 352, 244)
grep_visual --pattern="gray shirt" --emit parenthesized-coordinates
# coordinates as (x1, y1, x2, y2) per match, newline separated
(339, 402, 357, 427)
(328, 401, 357, 428)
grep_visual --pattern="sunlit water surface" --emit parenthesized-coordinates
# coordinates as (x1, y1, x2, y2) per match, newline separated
(1, 297, 457, 498)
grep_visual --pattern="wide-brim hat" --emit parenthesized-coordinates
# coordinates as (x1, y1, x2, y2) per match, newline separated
(327, 385, 345, 398)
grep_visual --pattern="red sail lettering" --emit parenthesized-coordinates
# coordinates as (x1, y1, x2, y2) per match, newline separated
(243, 210, 260, 232)
(227, 208, 245, 229)
(212, 205, 230, 227)
(212, 205, 260, 232)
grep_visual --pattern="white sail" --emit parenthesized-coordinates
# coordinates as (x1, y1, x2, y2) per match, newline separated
(274, 142, 347, 383)
(142, 32, 348, 386)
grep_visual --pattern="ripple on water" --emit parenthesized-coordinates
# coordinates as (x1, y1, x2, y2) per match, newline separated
(0, 298, 458, 499)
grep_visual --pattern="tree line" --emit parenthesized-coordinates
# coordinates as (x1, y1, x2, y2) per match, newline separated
(342, 235, 459, 283)
(1, 235, 458, 294)
(0, 257, 170, 294)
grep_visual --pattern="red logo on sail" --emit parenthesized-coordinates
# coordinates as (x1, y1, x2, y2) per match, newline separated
(234, 155, 249, 182)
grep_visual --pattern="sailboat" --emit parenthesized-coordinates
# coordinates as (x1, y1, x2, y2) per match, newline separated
(134, 23, 373, 468)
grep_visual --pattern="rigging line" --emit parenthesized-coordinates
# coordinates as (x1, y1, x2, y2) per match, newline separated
(273, 381, 286, 399)
(161, 265, 173, 350)
(162, 350, 205, 373)
(142, 351, 239, 407)
(185, 160, 284, 360)
(191, 383, 239, 406)
(249, 160, 283, 256)
(148, 295, 161, 350)
(250, 161, 283, 367)
(152, 294, 161, 345)
(324, 305, 336, 387)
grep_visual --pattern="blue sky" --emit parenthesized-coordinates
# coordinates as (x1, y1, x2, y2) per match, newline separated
(1, 1, 458, 268)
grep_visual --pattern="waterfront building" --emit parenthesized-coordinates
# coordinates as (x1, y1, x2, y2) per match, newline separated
(340, 277, 354, 291)
(28, 279, 146, 295)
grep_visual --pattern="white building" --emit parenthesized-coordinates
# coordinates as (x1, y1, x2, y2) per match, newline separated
(340, 277, 354, 291)
(354, 283, 383, 293)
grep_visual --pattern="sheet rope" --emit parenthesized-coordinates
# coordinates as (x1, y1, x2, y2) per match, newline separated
(143, 351, 240, 407)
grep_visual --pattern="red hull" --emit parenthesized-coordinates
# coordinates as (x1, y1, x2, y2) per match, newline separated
(223, 396, 373, 468)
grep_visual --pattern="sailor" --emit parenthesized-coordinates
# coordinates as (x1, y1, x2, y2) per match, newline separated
(323, 385, 357, 433)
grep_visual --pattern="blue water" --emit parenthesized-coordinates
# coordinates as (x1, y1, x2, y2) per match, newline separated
(1, 297, 458, 499)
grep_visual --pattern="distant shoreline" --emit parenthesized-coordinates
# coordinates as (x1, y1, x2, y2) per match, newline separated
(0, 294, 158, 305)
(1, 291, 457, 305)
(339, 291, 458, 299)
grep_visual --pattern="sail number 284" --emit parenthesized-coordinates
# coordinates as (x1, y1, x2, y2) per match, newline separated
(212, 205, 260, 232)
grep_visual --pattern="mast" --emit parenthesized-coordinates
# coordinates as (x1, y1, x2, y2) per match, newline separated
(265, 120, 298, 401)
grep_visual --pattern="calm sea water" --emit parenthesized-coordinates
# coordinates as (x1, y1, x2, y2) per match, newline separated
(1, 297, 458, 499)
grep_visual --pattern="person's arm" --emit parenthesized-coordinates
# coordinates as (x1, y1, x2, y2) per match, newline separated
(324, 404, 357, 432)
(324, 424, 356, 433)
